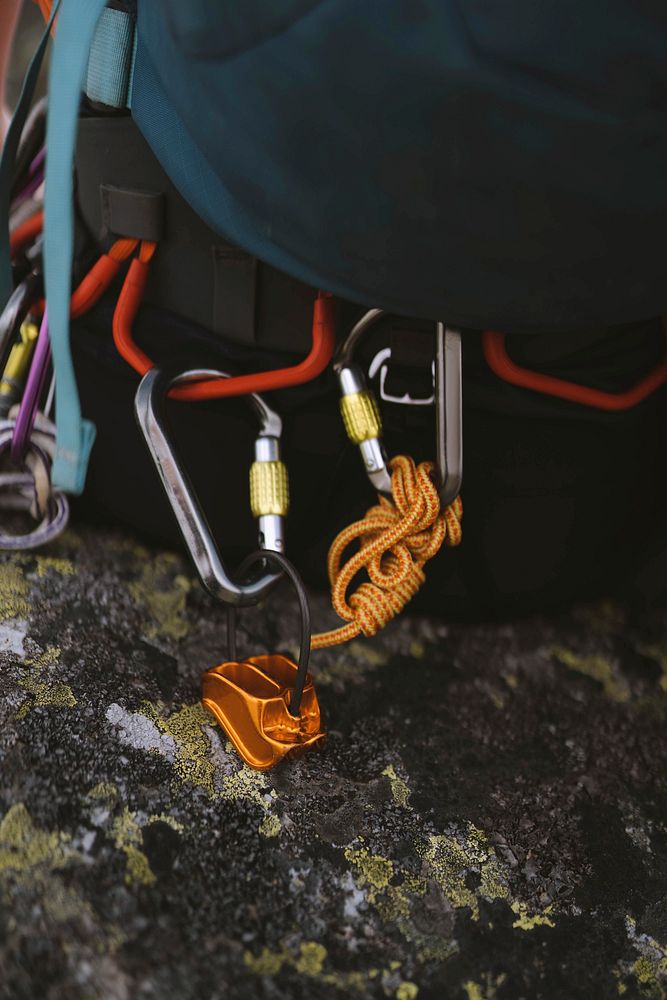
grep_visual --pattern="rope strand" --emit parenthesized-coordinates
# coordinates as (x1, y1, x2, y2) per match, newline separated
(311, 455, 462, 649)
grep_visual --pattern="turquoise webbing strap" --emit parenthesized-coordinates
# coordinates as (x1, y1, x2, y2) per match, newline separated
(86, 7, 135, 109)
(45, 0, 110, 494)
(0, 2, 59, 311)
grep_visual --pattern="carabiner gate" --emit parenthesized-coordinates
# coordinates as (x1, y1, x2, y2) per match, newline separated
(334, 310, 463, 505)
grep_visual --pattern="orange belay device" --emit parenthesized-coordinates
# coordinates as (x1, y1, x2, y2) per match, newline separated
(202, 655, 325, 771)
(201, 550, 326, 770)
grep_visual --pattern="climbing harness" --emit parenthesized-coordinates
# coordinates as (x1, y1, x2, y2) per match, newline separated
(202, 550, 326, 771)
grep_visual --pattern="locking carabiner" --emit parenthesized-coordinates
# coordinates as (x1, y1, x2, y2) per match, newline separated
(333, 310, 463, 506)
(135, 365, 289, 606)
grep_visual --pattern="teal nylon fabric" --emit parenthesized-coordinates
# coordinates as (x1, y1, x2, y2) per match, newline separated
(132, 0, 667, 333)
(86, 7, 134, 109)
(44, 0, 109, 494)
(0, 2, 58, 310)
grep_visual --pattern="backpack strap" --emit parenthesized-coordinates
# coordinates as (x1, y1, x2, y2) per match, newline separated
(44, 0, 115, 493)
(86, 6, 136, 110)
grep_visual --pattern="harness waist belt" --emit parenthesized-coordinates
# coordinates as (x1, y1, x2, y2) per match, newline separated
(75, 114, 320, 353)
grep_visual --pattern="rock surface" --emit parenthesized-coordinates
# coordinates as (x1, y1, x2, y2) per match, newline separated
(0, 526, 665, 999)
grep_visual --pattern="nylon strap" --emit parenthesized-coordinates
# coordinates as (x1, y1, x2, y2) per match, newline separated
(0, 2, 59, 311)
(44, 0, 111, 493)
(86, 7, 135, 110)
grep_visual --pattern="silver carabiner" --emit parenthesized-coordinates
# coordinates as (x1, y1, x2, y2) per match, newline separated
(333, 310, 463, 506)
(134, 366, 289, 607)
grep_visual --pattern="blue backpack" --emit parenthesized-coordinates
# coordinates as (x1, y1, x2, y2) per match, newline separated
(2, 0, 667, 494)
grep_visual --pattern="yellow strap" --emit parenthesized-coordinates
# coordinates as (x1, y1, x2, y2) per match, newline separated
(311, 455, 462, 649)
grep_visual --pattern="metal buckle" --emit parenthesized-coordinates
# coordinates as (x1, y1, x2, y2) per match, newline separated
(134, 365, 288, 607)
(334, 310, 463, 506)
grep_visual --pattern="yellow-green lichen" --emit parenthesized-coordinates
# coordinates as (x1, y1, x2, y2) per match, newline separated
(511, 901, 555, 931)
(145, 700, 271, 811)
(462, 973, 508, 1000)
(0, 560, 30, 619)
(0, 803, 126, 954)
(24, 646, 61, 669)
(34, 557, 75, 578)
(295, 942, 327, 976)
(259, 814, 281, 838)
(146, 813, 184, 834)
(343, 842, 450, 962)
(151, 701, 216, 795)
(244, 940, 403, 994)
(419, 824, 509, 920)
(244, 946, 286, 977)
(624, 916, 667, 998)
(553, 647, 630, 702)
(382, 765, 411, 808)
(16, 680, 76, 719)
(345, 845, 394, 891)
(15, 645, 75, 719)
(111, 809, 156, 887)
(129, 554, 192, 641)
(87, 782, 118, 802)
(464, 984, 484, 1000)
(0, 803, 74, 874)
(396, 982, 418, 1000)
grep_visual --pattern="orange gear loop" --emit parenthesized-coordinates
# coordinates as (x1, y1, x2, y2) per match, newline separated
(311, 456, 462, 650)
(113, 240, 336, 401)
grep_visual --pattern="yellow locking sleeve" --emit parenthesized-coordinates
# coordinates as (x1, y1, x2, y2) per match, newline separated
(339, 391, 382, 445)
(249, 460, 290, 518)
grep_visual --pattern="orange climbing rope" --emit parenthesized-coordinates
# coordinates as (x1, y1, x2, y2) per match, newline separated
(311, 455, 462, 649)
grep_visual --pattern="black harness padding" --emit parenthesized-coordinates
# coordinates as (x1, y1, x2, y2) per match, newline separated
(75, 113, 318, 352)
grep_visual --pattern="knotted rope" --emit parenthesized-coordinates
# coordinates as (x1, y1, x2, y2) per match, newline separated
(311, 455, 462, 649)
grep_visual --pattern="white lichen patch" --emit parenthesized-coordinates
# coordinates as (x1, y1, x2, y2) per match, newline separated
(105, 703, 177, 759)
(0, 618, 28, 659)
